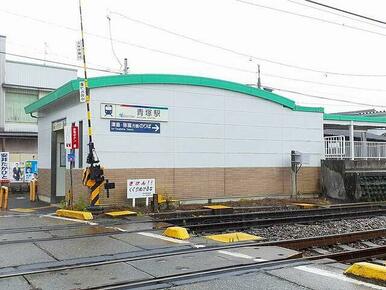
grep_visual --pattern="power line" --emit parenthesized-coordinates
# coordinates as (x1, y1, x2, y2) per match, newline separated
(263, 73, 386, 92)
(110, 10, 386, 77)
(4, 46, 386, 96)
(268, 86, 386, 108)
(303, 0, 386, 25)
(235, 0, 386, 39)
(288, 0, 386, 30)
(2, 50, 383, 109)
(0, 51, 121, 74)
(2, 7, 386, 78)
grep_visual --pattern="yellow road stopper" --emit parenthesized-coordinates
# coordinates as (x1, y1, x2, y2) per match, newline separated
(56, 209, 93, 220)
(206, 232, 263, 243)
(105, 211, 137, 217)
(163, 226, 190, 240)
(345, 262, 386, 283)
(203, 205, 232, 210)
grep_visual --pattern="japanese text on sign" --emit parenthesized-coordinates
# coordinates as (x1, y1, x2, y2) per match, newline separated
(110, 121, 160, 134)
(101, 103, 168, 122)
(0, 152, 9, 182)
(64, 125, 79, 149)
(127, 179, 155, 199)
(79, 81, 86, 103)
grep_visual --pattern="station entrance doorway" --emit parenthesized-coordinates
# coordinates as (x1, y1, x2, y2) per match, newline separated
(51, 119, 66, 203)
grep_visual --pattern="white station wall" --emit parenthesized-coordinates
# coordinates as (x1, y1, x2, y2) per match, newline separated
(38, 94, 87, 169)
(85, 84, 324, 169)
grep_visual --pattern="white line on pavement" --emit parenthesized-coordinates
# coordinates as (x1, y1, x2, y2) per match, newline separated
(295, 265, 385, 290)
(137, 232, 191, 244)
(40, 213, 98, 225)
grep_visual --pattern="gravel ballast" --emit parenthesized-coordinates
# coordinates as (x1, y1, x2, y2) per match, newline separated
(248, 216, 386, 240)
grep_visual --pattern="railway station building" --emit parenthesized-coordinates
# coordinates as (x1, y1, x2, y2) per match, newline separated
(24, 74, 386, 204)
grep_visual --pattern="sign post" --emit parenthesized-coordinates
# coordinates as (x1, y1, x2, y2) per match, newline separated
(127, 179, 155, 207)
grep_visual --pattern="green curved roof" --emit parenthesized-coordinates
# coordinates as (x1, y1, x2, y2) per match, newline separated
(25, 74, 324, 114)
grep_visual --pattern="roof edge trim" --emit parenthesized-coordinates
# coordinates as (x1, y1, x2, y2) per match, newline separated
(26, 74, 303, 114)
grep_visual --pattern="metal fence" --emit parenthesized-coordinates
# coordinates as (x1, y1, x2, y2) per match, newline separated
(325, 136, 386, 159)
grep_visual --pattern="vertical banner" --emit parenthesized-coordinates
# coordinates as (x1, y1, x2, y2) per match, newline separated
(64, 125, 79, 149)
(71, 125, 79, 149)
(0, 152, 9, 182)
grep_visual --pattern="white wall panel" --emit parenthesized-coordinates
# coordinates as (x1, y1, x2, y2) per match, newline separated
(38, 83, 324, 169)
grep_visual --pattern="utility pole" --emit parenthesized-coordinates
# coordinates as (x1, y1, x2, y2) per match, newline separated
(123, 58, 128, 74)
(257, 64, 261, 89)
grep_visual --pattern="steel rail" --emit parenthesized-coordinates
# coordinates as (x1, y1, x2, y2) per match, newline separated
(0, 228, 384, 280)
(185, 209, 386, 232)
(88, 245, 386, 290)
(158, 204, 385, 224)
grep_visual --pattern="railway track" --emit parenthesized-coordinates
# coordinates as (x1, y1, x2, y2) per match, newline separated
(158, 205, 386, 233)
(2, 204, 384, 245)
(1, 228, 385, 281)
(88, 233, 386, 290)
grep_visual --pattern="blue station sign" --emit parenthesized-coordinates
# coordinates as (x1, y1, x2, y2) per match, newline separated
(110, 120, 160, 134)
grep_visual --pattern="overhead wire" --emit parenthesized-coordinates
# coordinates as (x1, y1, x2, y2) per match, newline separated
(2, 50, 383, 109)
(110, 10, 386, 77)
(303, 0, 386, 25)
(1, 8, 385, 78)
(235, 0, 386, 45)
(0, 51, 121, 74)
(267, 86, 386, 108)
(288, 0, 386, 30)
(2, 7, 386, 108)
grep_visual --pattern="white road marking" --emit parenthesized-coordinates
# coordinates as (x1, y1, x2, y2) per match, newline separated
(192, 244, 206, 248)
(0, 214, 32, 218)
(40, 213, 98, 225)
(295, 265, 385, 290)
(106, 226, 127, 232)
(137, 232, 191, 244)
(217, 250, 266, 262)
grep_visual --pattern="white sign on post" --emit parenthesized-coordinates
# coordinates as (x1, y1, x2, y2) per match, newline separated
(76, 40, 83, 61)
(127, 179, 155, 207)
(0, 152, 10, 182)
(79, 81, 86, 103)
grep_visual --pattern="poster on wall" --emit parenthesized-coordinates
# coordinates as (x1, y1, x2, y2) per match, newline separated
(101, 103, 168, 122)
(24, 160, 38, 182)
(10, 162, 24, 182)
(0, 152, 9, 182)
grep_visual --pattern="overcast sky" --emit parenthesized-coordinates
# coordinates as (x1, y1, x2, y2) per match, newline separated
(1, 0, 386, 113)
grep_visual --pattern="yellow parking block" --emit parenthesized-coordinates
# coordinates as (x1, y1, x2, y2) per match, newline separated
(206, 232, 263, 243)
(163, 226, 190, 240)
(105, 210, 137, 217)
(56, 209, 93, 220)
(203, 205, 232, 210)
(345, 262, 386, 283)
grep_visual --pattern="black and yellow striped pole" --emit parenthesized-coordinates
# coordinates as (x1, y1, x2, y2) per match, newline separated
(78, 0, 114, 209)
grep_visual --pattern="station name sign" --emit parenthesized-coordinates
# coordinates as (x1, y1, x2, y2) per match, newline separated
(101, 103, 168, 122)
